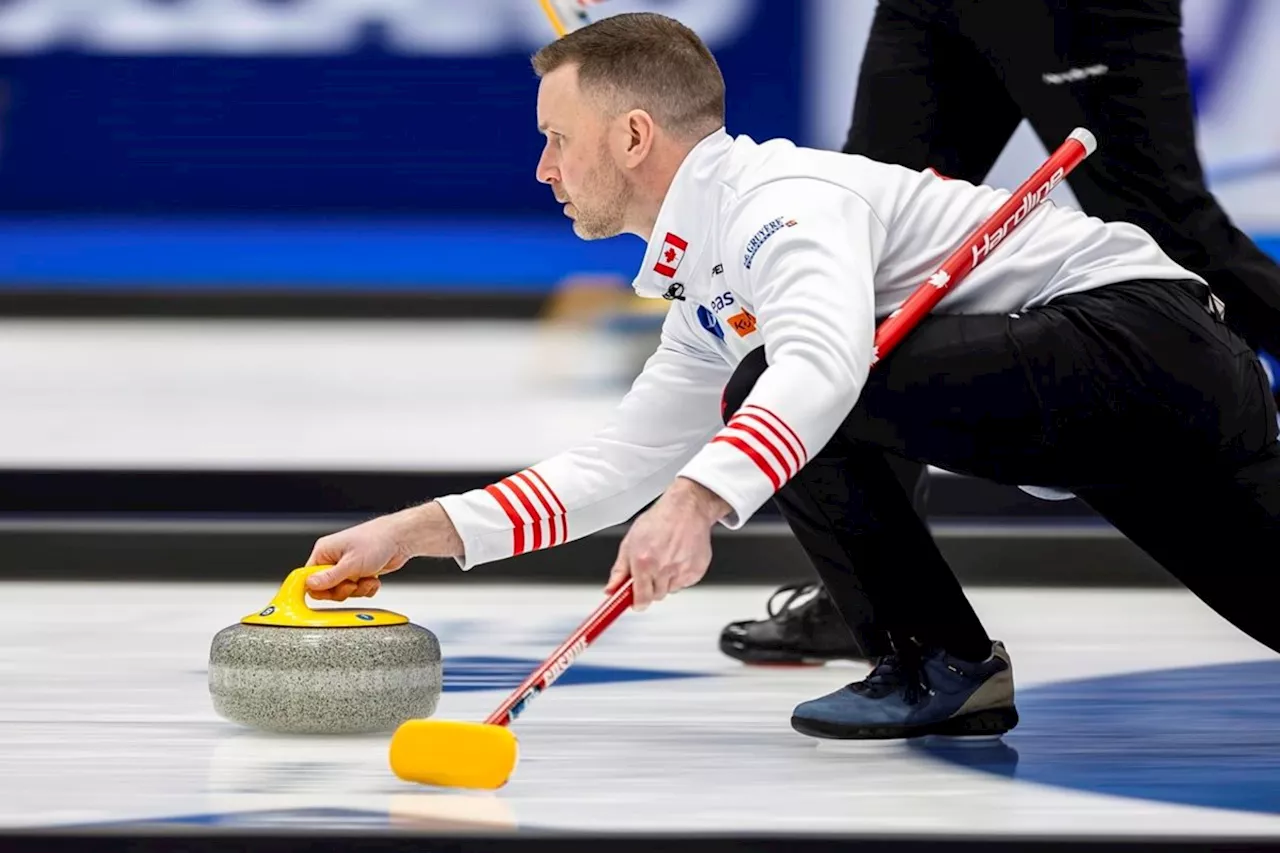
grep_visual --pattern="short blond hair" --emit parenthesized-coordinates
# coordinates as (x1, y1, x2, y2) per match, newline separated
(531, 12, 726, 139)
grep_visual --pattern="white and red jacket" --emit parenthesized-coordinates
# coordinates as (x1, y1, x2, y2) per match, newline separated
(436, 128, 1204, 569)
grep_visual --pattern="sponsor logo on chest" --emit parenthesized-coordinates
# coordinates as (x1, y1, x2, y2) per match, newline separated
(726, 308, 757, 337)
(697, 290, 757, 341)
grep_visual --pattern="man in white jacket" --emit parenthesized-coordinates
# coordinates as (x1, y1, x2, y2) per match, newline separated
(300, 12, 1280, 741)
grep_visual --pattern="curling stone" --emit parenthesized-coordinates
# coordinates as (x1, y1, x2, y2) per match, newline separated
(208, 565, 442, 735)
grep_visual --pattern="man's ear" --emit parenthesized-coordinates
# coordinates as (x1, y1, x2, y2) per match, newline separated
(621, 109, 656, 167)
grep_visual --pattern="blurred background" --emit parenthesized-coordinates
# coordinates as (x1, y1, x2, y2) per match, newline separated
(0, 0, 1276, 585)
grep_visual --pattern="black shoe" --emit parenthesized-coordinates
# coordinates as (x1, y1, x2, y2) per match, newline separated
(719, 583, 865, 665)
(790, 641, 1018, 740)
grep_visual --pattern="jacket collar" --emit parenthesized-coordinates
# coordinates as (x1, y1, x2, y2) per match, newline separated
(631, 128, 733, 298)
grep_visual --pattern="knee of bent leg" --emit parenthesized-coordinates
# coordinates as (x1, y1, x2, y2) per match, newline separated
(721, 346, 768, 424)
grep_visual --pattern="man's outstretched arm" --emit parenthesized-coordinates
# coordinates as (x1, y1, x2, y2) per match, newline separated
(303, 306, 733, 600)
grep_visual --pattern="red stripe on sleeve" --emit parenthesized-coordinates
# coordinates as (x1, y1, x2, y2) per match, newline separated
(712, 435, 782, 490)
(742, 405, 808, 463)
(527, 469, 569, 543)
(484, 484, 526, 555)
(732, 413, 801, 472)
(501, 477, 542, 552)
(514, 471, 560, 548)
(724, 420, 793, 480)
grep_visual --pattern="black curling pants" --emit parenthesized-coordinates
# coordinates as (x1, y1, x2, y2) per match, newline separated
(723, 279, 1280, 663)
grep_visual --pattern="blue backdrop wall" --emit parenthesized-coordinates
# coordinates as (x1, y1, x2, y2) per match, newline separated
(0, 0, 1275, 292)
(0, 2, 802, 216)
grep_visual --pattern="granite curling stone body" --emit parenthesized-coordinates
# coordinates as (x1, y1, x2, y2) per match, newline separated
(209, 566, 442, 734)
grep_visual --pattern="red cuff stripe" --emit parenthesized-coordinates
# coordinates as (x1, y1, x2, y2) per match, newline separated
(528, 469, 566, 512)
(712, 435, 782, 490)
(725, 421, 793, 480)
(485, 484, 526, 555)
(527, 469, 569, 543)
(742, 405, 808, 462)
(515, 471, 559, 548)
(730, 413, 800, 474)
(501, 477, 542, 552)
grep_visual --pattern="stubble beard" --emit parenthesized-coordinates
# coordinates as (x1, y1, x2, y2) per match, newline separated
(569, 154, 633, 241)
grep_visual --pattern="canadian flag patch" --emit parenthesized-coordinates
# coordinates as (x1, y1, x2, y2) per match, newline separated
(653, 232, 688, 278)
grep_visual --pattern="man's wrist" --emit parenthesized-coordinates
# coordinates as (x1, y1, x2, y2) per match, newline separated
(397, 501, 464, 558)
(671, 477, 733, 523)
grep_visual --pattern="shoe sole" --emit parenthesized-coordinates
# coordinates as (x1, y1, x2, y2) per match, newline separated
(789, 706, 1019, 740)
(719, 638, 863, 667)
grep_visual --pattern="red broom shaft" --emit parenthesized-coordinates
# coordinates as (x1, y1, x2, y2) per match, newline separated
(873, 127, 1095, 363)
(485, 581, 634, 726)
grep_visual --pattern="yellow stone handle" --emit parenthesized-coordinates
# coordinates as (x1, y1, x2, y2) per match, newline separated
(239, 565, 408, 628)
(273, 564, 331, 614)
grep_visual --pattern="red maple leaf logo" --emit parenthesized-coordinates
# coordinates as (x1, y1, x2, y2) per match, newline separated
(664, 247, 677, 264)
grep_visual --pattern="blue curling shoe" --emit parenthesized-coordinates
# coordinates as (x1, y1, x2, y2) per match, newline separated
(791, 641, 1018, 740)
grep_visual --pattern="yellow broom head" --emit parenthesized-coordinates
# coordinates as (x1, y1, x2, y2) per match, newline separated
(389, 719, 520, 790)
